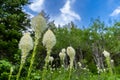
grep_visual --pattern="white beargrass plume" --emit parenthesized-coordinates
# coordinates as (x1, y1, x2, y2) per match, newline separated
(42, 29, 56, 80)
(67, 46, 76, 80)
(102, 50, 113, 75)
(19, 32, 33, 63)
(59, 49, 66, 61)
(31, 14, 47, 39)
(59, 48, 66, 67)
(42, 29, 56, 52)
(27, 14, 47, 80)
(67, 46, 75, 69)
(59, 52, 66, 61)
(17, 32, 33, 80)
(19, 32, 33, 53)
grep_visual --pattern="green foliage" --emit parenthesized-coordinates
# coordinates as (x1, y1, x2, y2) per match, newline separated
(0, 0, 30, 62)
(0, 60, 12, 80)
(14, 66, 120, 80)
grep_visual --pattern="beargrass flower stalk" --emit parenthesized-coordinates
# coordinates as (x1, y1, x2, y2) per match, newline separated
(8, 66, 13, 80)
(59, 48, 66, 67)
(42, 29, 56, 80)
(17, 32, 33, 80)
(26, 14, 47, 80)
(67, 46, 76, 80)
(103, 50, 113, 75)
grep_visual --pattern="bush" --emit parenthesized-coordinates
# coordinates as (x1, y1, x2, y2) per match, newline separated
(0, 60, 12, 80)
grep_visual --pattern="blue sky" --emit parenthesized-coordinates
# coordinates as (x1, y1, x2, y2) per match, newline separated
(23, 0, 120, 28)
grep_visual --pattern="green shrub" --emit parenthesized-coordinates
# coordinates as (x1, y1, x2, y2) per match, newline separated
(0, 60, 12, 80)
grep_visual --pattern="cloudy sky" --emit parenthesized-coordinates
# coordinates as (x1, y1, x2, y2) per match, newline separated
(23, 0, 120, 27)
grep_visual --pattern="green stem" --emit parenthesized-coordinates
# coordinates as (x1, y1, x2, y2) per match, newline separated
(62, 59, 65, 68)
(106, 57, 113, 75)
(16, 63, 24, 80)
(60, 60, 62, 67)
(68, 60, 73, 80)
(68, 68, 72, 80)
(8, 67, 13, 80)
(26, 38, 39, 80)
(42, 50, 51, 80)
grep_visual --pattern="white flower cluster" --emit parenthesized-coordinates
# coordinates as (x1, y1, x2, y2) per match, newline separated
(31, 14, 47, 39)
(42, 29, 56, 51)
(59, 48, 66, 61)
(67, 46, 75, 61)
(19, 32, 33, 63)
(103, 50, 110, 57)
(19, 32, 33, 53)
(67, 46, 76, 69)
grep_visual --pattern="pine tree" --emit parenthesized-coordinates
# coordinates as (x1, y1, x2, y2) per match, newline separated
(0, 0, 30, 62)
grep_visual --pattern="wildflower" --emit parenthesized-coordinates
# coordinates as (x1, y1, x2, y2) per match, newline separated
(67, 46, 75, 61)
(31, 14, 47, 39)
(19, 32, 33, 53)
(17, 32, 33, 80)
(42, 29, 56, 80)
(42, 29, 56, 51)
(103, 50, 110, 57)
(59, 48, 66, 62)
(59, 52, 66, 61)
(19, 32, 33, 63)
(103, 50, 113, 75)
(67, 46, 76, 69)
(49, 56, 54, 63)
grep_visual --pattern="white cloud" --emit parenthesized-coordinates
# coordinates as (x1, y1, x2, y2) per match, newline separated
(110, 6, 120, 16)
(27, 0, 81, 26)
(52, 0, 81, 26)
(22, 9, 34, 18)
(29, 0, 45, 12)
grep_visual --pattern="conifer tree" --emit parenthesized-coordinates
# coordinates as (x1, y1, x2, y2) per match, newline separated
(0, 0, 30, 62)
